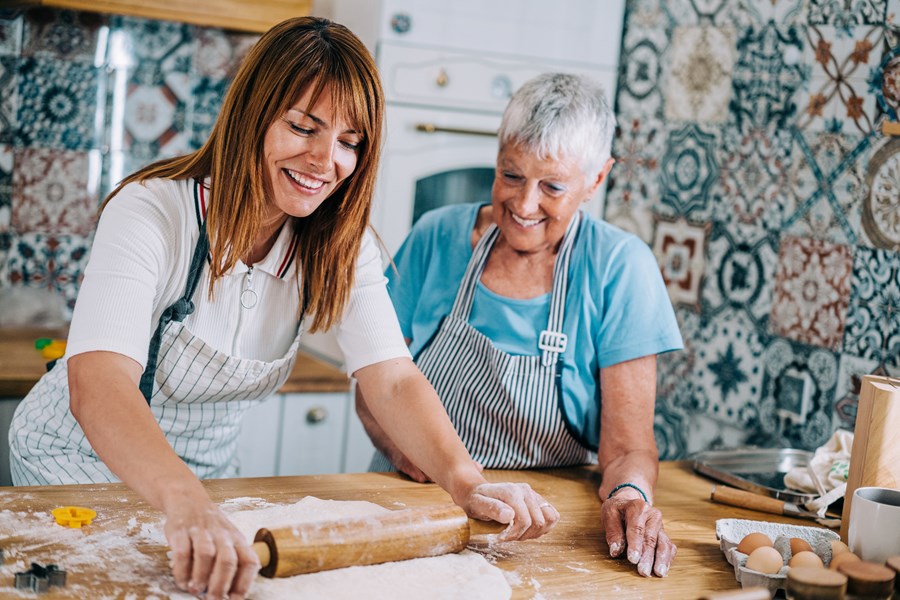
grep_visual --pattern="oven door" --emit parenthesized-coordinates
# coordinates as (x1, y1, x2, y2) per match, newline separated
(372, 104, 501, 255)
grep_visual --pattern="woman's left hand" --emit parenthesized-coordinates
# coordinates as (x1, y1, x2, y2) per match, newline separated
(459, 482, 560, 541)
(601, 494, 676, 577)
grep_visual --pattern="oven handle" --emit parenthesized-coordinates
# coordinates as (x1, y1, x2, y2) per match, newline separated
(415, 123, 498, 137)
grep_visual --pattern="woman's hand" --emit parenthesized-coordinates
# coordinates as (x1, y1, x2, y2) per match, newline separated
(164, 500, 259, 599)
(459, 482, 560, 541)
(601, 492, 676, 577)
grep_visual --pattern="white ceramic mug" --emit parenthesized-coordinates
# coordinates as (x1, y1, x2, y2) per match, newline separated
(847, 486, 900, 563)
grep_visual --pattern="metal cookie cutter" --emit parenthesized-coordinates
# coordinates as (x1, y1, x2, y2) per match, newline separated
(14, 562, 67, 593)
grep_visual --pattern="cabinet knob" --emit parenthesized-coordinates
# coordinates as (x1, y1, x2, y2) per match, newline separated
(305, 406, 328, 424)
(436, 69, 449, 88)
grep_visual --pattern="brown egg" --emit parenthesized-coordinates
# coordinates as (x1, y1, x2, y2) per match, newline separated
(829, 551, 860, 570)
(830, 540, 850, 556)
(789, 550, 825, 569)
(746, 546, 785, 574)
(737, 532, 774, 555)
(790, 537, 813, 555)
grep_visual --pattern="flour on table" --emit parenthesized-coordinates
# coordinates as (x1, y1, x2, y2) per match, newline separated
(227, 496, 511, 600)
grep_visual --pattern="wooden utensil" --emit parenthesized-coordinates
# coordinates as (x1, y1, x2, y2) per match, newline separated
(710, 485, 822, 519)
(251, 504, 506, 577)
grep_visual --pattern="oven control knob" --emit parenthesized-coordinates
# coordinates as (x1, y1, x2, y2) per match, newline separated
(390, 13, 411, 34)
(491, 74, 513, 99)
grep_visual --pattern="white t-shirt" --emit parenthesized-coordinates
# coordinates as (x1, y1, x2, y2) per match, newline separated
(67, 178, 410, 375)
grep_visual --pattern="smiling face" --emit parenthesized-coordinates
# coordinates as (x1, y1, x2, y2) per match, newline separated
(263, 84, 362, 221)
(491, 142, 612, 255)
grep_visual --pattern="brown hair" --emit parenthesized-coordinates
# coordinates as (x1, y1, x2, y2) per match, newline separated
(103, 16, 384, 332)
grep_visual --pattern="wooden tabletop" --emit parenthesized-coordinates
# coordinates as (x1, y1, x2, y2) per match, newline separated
(0, 462, 828, 598)
(0, 327, 349, 397)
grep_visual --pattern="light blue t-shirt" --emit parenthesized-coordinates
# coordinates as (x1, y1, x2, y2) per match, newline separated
(386, 203, 683, 450)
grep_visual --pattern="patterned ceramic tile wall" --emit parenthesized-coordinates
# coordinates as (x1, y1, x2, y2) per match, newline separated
(0, 8, 257, 313)
(613, 0, 900, 457)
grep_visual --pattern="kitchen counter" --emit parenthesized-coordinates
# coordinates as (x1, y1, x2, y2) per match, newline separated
(0, 328, 349, 398)
(0, 462, 822, 598)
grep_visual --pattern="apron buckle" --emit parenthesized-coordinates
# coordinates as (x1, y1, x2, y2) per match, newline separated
(538, 330, 567, 366)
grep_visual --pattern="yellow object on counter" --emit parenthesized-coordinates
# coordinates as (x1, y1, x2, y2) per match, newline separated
(34, 338, 66, 360)
(51, 506, 97, 528)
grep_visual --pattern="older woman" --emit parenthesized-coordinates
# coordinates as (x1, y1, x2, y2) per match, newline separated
(357, 72, 683, 577)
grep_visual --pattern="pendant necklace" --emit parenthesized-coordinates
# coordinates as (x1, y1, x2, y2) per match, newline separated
(241, 265, 258, 309)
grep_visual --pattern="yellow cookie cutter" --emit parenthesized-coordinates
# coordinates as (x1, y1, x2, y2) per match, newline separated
(51, 506, 97, 528)
(35, 338, 67, 361)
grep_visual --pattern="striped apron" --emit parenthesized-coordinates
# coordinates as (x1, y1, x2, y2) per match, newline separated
(372, 214, 595, 471)
(10, 181, 302, 485)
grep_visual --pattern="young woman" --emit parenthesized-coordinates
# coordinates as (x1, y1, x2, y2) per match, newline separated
(10, 17, 557, 599)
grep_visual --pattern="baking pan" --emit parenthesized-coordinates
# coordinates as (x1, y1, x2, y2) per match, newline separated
(692, 448, 818, 504)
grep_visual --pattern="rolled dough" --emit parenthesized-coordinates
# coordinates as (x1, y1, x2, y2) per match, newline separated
(227, 497, 512, 600)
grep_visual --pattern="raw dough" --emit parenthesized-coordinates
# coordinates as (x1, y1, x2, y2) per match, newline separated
(227, 497, 512, 600)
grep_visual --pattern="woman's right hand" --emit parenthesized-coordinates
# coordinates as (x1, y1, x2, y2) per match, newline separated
(458, 482, 560, 541)
(164, 500, 259, 599)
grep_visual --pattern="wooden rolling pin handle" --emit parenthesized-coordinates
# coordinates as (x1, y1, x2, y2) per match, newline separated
(710, 485, 785, 516)
(467, 518, 508, 537)
(253, 541, 271, 569)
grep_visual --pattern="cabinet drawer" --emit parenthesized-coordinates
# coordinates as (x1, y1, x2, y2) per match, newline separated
(278, 393, 349, 476)
(379, 42, 616, 113)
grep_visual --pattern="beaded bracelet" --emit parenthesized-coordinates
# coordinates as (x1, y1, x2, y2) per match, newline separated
(607, 482, 649, 504)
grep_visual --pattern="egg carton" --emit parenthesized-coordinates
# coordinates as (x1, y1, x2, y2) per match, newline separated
(716, 518, 842, 595)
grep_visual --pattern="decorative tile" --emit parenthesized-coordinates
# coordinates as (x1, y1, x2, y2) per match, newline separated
(833, 355, 890, 430)
(0, 13, 22, 55)
(667, 0, 749, 25)
(189, 75, 227, 150)
(6, 232, 90, 311)
(16, 57, 100, 150)
(604, 117, 664, 243)
(873, 46, 900, 124)
(665, 26, 736, 123)
(99, 150, 154, 201)
(739, 0, 807, 23)
(785, 129, 871, 245)
(717, 123, 794, 232)
(862, 138, 900, 250)
(770, 236, 854, 350)
(758, 338, 839, 449)
(684, 413, 749, 454)
(0, 144, 13, 231)
(120, 79, 190, 158)
(658, 123, 719, 220)
(110, 16, 193, 66)
(22, 8, 106, 63)
(193, 28, 257, 79)
(694, 308, 766, 428)
(0, 55, 15, 143)
(11, 148, 100, 236)
(654, 402, 690, 459)
(842, 245, 900, 367)
(657, 308, 701, 452)
(731, 23, 808, 130)
(652, 214, 711, 310)
(808, 0, 887, 25)
(703, 222, 778, 327)
(795, 26, 884, 135)
(617, 0, 672, 119)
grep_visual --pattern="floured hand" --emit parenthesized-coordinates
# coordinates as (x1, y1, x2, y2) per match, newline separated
(461, 482, 559, 541)
(601, 494, 676, 577)
(164, 501, 260, 599)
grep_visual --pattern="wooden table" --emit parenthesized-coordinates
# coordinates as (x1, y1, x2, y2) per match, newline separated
(0, 462, 826, 598)
(0, 327, 350, 397)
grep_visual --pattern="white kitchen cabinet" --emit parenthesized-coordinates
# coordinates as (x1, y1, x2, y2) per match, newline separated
(236, 389, 376, 478)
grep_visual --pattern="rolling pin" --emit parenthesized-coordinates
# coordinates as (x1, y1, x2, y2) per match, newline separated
(251, 504, 506, 578)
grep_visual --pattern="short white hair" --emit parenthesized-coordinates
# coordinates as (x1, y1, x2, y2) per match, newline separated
(498, 72, 616, 176)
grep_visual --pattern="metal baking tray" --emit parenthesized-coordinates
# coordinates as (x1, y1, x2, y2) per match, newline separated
(692, 448, 818, 504)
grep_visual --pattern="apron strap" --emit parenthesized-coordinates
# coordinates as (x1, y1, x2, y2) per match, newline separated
(139, 208, 210, 402)
(448, 210, 581, 366)
(540, 212, 580, 366)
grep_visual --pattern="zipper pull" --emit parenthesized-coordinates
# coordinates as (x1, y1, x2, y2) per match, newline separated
(240, 266, 258, 309)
